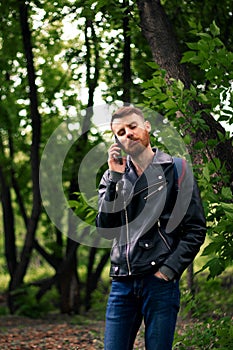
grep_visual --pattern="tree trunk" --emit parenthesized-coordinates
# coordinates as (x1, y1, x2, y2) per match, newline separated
(85, 247, 97, 311)
(85, 248, 109, 311)
(58, 207, 81, 314)
(0, 165, 17, 277)
(136, 0, 190, 85)
(58, 240, 80, 314)
(8, 0, 41, 312)
(136, 0, 233, 183)
(122, 0, 132, 103)
(187, 263, 194, 295)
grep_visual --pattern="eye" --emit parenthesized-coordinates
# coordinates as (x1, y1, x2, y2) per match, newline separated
(130, 124, 137, 129)
(117, 129, 125, 136)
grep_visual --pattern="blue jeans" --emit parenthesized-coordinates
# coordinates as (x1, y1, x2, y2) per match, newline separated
(104, 274, 180, 350)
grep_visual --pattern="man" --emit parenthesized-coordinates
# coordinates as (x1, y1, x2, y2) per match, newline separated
(96, 106, 206, 350)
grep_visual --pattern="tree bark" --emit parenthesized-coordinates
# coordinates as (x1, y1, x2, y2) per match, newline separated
(8, 0, 41, 312)
(122, 0, 132, 103)
(0, 165, 17, 277)
(136, 0, 233, 184)
(8, 131, 28, 228)
(85, 248, 109, 311)
(58, 239, 80, 314)
(137, 0, 190, 86)
(57, 15, 103, 314)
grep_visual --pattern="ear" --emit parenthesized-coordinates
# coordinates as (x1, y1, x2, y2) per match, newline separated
(144, 120, 151, 132)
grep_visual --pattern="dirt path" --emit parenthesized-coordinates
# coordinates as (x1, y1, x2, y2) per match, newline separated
(0, 314, 104, 350)
(0, 314, 147, 350)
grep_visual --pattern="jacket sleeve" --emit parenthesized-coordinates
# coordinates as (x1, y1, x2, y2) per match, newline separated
(95, 170, 124, 239)
(160, 162, 206, 279)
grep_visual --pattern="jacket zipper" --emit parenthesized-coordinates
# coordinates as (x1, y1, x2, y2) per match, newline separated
(144, 182, 166, 200)
(133, 179, 165, 198)
(158, 228, 172, 251)
(118, 177, 166, 276)
(124, 202, 132, 275)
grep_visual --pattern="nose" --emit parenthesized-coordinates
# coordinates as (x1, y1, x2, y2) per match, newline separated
(125, 128, 134, 139)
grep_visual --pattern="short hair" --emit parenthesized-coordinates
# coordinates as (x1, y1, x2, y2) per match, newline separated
(111, 106, 145, 129)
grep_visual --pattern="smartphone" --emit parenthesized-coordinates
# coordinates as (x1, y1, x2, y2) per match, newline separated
(114, 135, 123, 165)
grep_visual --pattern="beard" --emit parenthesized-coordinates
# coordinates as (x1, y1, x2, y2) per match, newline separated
(123, 129, 150, 157)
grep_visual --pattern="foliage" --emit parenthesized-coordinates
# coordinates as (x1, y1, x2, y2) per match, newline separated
(1, 0, 233, 315)
(10, 285, 58, 318)
(141, 22, 233, 278)
(1, 0, 112, 313)
(180, 272, 233, 318)
(174, 317, 233, 350)
(174, 272, 233, 349)
(181, 21, 233, 126)
(197, 160, 233, 278)
(163, 0, 233, 69)
(142, 22, 233, 130)
(69, 193, 97, 226)
(86, 0, 153, 104)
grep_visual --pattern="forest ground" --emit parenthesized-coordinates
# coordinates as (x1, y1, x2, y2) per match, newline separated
(0, 271, 232, 349)
(0, 312, 153, 350)
(0, 312, 194, 350)
(0, 313, 105, 350)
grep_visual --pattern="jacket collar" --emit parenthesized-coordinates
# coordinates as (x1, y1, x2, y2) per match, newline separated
(126, 148, 173, 169)
(152, 148, 173, 164)
(121, 148, 172, 203)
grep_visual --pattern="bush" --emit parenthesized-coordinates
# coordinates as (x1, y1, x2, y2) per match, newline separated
(174, 271, 233, 349)
(174, 317, 233, 349)
(11, 285, 59, 318)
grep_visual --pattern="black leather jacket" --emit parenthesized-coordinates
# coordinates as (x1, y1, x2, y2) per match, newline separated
(96, 149, 206, 280)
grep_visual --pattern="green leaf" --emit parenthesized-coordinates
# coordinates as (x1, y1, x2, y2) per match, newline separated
(220, 202, 233, 220)
(198, 93, 208, 102)
(221, 187, 232, 200)
(193, 141, 205, 150)
(197, 39, 209, 53)
(146, 62, 160, 70)
(183, 134, 191, 145)
(186, 42, 198, 50)
(181, 51, 196, 63)
(210, 21, 220, 37)
(213, 37, 224, 47)
(68, 200, 79, 208)
(202, 241, 222, 256)
(203, 166, 210, 181)
(177, 80, 184, 91)
(188, 55, 203, 65)
(213, 157, 221, 170)
(206, 191, 219, 203)
(190, 84, 197, 96)
(198, 33, 212, 40)
(204, 258, 226, 279)
(207, 139, 218, 147)
(162, 99, 177, 110)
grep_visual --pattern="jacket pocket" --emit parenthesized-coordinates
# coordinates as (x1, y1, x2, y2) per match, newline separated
(135, 229, 171, 267)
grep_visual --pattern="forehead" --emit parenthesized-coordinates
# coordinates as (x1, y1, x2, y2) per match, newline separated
(111, 113, 144, 131)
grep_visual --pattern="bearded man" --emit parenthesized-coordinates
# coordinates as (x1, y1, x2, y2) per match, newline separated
(96, 106, 206, 350)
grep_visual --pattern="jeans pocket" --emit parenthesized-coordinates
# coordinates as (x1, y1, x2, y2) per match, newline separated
(153, 273, 171, 283)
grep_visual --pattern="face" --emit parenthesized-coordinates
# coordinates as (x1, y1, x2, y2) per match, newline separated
(112, 113, 151, 157)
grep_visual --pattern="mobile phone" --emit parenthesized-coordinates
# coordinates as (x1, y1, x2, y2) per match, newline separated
(114, 135, 123, 165)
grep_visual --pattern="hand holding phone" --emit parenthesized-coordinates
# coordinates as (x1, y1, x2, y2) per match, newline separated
(114, 136, 123, 165)
(107, 136, 126, 172)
